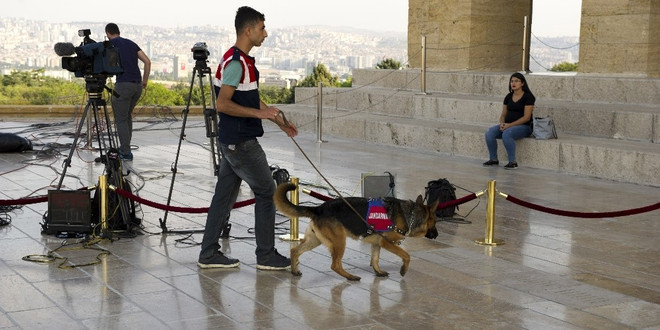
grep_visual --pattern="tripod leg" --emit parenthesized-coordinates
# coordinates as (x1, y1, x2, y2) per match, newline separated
(90, 100, 107, 163)
(160, 67, 198, 232)
(219, 183, 240, 238)
(203, 108, 221, 176)
(98, 97, 120, 153)
(57, 102, 92, 190)
(212, 113, 221, 172)
(160, 63, 225, 234)
(205, 71, 222, 175)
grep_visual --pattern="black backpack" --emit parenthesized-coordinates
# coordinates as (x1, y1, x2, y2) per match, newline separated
(425, 178, 457, 218)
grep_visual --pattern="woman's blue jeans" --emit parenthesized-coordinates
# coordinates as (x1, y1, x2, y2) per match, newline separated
(485, 124, 532, 163)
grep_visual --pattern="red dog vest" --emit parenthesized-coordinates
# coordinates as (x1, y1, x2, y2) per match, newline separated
(366, 199, 392, 232)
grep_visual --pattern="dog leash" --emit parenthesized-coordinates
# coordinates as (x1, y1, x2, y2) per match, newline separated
(276, 111, 408, 242)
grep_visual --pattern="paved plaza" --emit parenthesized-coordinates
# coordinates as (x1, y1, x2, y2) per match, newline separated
(0, 115, 658, 329)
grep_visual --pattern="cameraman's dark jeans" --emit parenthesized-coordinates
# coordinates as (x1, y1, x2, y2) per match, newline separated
(199, 139, 276, 261)
(111, 82, 142, 156)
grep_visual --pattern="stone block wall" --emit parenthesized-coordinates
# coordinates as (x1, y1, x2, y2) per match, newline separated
(409, 0, 659, 77)
(408, 0, 530, 71)
(579, 0, 659, 77)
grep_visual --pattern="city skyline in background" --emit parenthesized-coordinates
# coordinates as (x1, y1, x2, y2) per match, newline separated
(1, 1, 582, 83)
(4, 0, 582, 37)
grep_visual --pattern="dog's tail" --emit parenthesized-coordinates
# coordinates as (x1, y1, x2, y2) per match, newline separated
(274, 182, 318, 219)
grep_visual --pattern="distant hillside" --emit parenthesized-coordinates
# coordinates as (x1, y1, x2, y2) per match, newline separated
(529, 35, 580, 72)
(0, 17, 577, 76)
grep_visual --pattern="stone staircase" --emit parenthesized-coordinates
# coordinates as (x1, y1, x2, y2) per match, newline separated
(279, 70, 660, 187)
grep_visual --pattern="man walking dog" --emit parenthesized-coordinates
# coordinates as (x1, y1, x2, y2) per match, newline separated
(198, 6, 298, 270)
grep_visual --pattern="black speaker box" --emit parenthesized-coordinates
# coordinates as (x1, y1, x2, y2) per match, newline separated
(45, 190, 92, 234)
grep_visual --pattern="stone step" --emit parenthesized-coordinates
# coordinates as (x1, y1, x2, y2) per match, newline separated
(277, 103, 660, 187)
(295, 87, 660, 142)
(351, 69, 660, 105)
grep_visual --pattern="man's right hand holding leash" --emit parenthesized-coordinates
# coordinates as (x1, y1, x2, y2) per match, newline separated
(261, 105, 298, 138)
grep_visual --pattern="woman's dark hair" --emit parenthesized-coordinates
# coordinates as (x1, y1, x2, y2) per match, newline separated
(509, 72, 533, 95)
(235, 6, 265, 34)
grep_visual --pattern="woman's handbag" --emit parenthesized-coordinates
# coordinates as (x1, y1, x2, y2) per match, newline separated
(533, 117, 558, 139)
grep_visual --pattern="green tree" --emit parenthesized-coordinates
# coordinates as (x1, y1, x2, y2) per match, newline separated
(338, 76, 353, 87)
(375, 58, 402, 70)
(0, 69, 299, 107)
(137, 82, 185, 106)
(0, 70, 85, 105)
(260, 85, 294, 104)
(171, 82, 213, 106)
(550, 61, 578, 72)
(298, 63, 339, 87)
(1, 69, 42, 86)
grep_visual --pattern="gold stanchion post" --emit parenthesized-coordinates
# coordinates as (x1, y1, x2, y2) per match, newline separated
(99, 175, 109, 234)
(280, 177, 304, 241)
(475, 180, 504, 246)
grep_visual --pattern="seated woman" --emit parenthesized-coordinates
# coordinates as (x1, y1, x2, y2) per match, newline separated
(483, 72, 535, 169)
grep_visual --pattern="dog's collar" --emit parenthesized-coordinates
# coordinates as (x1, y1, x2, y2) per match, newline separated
(364, 200, 418, 245)
(384, 202, 415, 245)
(401, 202, 420, 236)
(390, 204, 418, 244)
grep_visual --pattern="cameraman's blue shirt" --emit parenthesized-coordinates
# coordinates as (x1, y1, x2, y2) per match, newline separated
(109, 37, 142, 83)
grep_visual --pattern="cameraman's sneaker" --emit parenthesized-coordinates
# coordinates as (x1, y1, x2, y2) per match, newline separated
(198, 252, 240, 269)
(257, 249, 291, 270)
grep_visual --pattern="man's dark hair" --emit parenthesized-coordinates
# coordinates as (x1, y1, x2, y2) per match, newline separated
(105, 23, 120, 35)
(235, 6, 265, 34)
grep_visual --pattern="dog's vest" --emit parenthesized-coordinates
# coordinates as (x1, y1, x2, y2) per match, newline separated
(366, 198, 392, 232)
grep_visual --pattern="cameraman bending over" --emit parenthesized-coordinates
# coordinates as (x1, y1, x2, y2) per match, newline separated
(105, 23, 151, 161)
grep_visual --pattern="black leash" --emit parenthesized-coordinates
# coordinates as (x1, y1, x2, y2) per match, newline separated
(277, 111, 407, 242)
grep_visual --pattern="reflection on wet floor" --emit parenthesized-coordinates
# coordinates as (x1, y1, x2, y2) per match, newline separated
(0, 118, 658, 329)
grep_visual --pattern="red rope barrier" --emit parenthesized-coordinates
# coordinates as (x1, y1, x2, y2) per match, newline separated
(306, 189, 333, 201)
(114, 188, 255, 213)
(0, 185, 252, 213)
(504, 194, 660, 218)
(0, 187, 92, 206)
(303, 189, 478, 211)
(5, 185, 656, 219)
(0, 195, 47, 206)
(437, 193, 478, 210)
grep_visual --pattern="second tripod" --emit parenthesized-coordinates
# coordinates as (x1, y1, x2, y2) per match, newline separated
(160, 43, 221, 233)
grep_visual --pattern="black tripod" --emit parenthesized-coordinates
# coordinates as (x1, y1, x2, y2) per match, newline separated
(55, 75, 134, 235)
(159, 57, 222, 233)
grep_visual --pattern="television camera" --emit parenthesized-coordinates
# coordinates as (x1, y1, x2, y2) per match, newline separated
(191, 42, 209, 61)
(54, 29, 123, 79)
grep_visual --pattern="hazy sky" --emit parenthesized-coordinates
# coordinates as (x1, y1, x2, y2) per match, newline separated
(3, 0, 581, 37)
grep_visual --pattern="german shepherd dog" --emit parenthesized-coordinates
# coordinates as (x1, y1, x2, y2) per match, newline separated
(274, 183, 440, 281)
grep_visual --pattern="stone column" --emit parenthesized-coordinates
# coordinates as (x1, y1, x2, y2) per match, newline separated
(408, 0, 531, 71)
(579, 0, 659, 77)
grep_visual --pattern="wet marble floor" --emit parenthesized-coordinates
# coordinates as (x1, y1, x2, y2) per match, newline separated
(0, 116, 659, 329)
